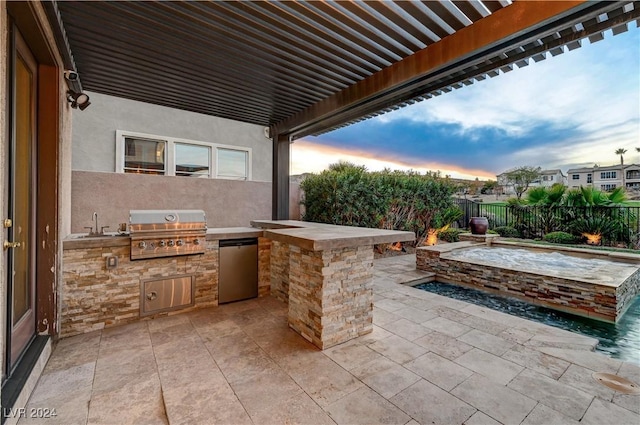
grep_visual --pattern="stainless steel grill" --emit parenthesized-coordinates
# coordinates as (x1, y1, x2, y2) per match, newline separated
(129, 209, 207, 260)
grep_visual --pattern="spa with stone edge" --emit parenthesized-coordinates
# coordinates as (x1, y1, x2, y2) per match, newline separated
(62, 214, 413, 349)
(416, 240, 640, 323)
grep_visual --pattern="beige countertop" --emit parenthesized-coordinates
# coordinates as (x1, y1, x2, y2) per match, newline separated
(63, 222, 415, 251)
(64, 227, 264, 250)
(254, 220, 415, 251)
(205, 227, 263, 240)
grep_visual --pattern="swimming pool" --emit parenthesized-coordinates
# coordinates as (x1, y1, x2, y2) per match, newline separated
(415, 280, 640, 364)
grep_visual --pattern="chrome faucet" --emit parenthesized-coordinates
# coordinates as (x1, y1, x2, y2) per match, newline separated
(83, 212, 109, 236)
(92, 212, 99, 235)
(85, 211, 100, 235)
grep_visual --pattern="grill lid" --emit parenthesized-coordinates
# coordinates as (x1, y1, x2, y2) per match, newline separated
(130, 209, 206, 225)
(129, 210, 207, 235)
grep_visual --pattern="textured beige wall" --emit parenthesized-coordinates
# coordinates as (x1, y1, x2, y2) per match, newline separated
(71, 171, 273, 233)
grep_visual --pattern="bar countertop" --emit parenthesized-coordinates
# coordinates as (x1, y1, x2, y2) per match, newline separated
(252, 220, 415, 251)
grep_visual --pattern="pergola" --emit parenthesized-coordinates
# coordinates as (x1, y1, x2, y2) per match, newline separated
(46, 0, 639, 218)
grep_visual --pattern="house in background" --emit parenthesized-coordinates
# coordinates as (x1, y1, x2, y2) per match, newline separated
(496, 169, 566, 196)
(568, 164, 640, 192)
(624, 164, 640, 191)
(592, 164, 623, 191)
(530, 169, 567, 189)
(567, 166, 595, 189)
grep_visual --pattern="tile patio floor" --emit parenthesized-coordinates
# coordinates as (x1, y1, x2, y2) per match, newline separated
(18, 254, 640, 425)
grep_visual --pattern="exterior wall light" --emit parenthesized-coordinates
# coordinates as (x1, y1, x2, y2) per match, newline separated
(66, 91, 91, 111)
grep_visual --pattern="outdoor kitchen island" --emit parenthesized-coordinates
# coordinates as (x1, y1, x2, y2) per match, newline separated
(252, 220, 414, 349)
(61, 220, 413, 350)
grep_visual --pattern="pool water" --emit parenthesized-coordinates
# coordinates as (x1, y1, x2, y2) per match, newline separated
(415, 281, 640, 364)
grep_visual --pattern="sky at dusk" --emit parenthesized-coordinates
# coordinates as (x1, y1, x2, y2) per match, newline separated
(291, 27, 640, 181)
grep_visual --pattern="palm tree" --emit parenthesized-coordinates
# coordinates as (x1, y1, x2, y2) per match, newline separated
(636, 147, 640, 163)
(615, 148, 627, 191)
(615, 148, 627, 165)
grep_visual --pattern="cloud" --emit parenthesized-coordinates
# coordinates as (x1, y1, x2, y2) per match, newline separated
(376, 29, 639, 138)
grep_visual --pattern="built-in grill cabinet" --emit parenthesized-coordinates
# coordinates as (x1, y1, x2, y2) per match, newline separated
(129, 209, 207, 260)
(140, 275, 194, 316)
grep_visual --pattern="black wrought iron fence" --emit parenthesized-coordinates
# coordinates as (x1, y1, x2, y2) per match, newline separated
(454, 198, 640, 247)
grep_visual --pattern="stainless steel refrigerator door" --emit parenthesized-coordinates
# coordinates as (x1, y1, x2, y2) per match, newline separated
(219, 243, 258, 303)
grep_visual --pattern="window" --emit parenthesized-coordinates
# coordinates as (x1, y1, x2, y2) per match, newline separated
(542, 175, 554, 181)
(572, 174, 580, 180)
(587, 174, 592, 183)
(175, 143, 210, 178)
(601, 184, 617, 191)
(116, 130, 251, 180)
(600, 171, 617, 179)
(217, 148, 248, 180)
(123, 137, 166, 174)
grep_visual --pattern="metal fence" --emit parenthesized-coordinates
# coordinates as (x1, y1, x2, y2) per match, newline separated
(454, 198, 640, 247)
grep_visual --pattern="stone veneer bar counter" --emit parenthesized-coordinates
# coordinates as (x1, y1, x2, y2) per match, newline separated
(252, 221, 414, 349)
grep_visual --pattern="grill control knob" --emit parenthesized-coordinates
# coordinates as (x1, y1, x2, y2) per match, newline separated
(193, 239, 200, 245)
(159, 240, 166, 247)
(138, 241, 147, 249)
(176, 239, 184, 247)
(167, 240, 175, 247)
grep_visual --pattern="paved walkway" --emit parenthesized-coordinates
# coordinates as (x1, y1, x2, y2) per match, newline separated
(17, 255, 640, 425)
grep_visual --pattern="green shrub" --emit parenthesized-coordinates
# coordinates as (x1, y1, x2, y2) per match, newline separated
(543, 231, 578, 244)
(300, 163, 459, 245)
(487, 229, 498, 235)
(438, 228, 462, 242)
(493, 226, 519, 237)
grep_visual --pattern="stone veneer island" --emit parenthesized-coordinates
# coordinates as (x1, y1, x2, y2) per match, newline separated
(252, 221, 414, 349)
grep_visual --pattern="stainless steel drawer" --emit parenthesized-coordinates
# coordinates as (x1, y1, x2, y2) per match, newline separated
(140, 275, 194, 316)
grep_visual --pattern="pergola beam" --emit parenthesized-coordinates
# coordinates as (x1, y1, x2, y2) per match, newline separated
(273, 0, 595, 139)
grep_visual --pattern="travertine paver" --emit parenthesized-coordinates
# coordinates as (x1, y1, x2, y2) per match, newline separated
(458, 328, 516, 356)
(464, 411, 503, 425)
(520, 403, 579, 425)
(451, 374, 537, 425)
(455, 348, 524, 385)
(18, 254, 640, 425)
(405, 352, 473, 391)
(507, 368, 594, 420)
(379, 318, 431, 341)
(502, 344, 571, 379)
(390, 379, 477, 424)
(581, 397, 640, 425)
(326, 386, 410, 424)
(413, 330, 474, 360)
(359, 362, 421, 399)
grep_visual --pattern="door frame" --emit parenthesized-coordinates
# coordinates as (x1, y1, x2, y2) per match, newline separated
(3, 3, 60, 381)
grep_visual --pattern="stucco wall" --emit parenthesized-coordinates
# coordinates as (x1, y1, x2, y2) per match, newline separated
(71, 171, 273, 233)
(72, 91, 272, 182)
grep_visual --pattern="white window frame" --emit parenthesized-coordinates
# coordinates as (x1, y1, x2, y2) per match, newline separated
(600, 171, 617, 179)
(116, 130, 252, 180)
(215, 147, 251, 180)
